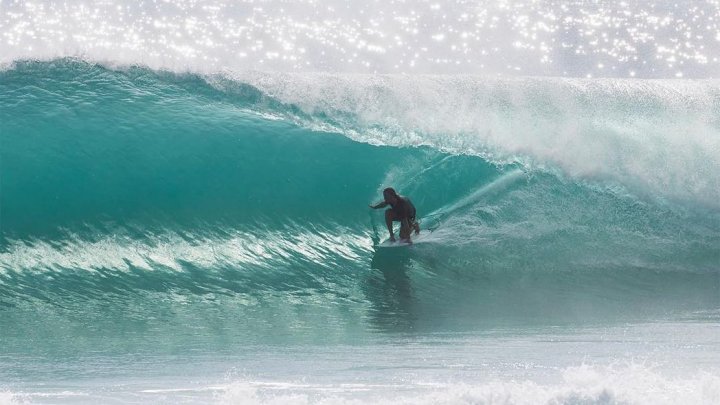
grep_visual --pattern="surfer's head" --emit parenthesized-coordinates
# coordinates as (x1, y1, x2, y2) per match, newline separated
(383, 187, 399, 204)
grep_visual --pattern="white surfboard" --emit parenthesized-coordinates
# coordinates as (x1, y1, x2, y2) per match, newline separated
(375, 230, 433, 249)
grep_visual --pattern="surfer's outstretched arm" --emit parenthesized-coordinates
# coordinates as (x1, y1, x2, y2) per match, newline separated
(369, 201, 389, 209)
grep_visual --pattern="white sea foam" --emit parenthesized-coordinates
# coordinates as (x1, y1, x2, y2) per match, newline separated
(0, 391, 27, 405)
(217, 365, 720, 405)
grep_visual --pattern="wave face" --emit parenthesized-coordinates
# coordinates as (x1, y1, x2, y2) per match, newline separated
(1, 60, 720, 350)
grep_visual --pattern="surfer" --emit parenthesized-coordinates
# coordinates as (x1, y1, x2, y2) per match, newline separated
(369, 187, 420, 242)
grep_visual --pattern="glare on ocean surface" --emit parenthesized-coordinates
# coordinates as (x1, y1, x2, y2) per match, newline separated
(2, 0, 720, 77)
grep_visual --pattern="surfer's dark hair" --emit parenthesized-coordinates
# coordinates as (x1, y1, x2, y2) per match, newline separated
(383, 187, 398, 197)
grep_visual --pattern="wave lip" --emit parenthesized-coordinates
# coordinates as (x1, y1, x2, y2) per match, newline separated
(229, 71, 720, 209)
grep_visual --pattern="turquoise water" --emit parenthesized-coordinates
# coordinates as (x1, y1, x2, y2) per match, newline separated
(1, 59, 719, 404)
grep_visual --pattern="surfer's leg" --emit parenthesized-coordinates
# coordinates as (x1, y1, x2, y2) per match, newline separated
(384, 209, 396, 240)
(399, 219, 411, 240)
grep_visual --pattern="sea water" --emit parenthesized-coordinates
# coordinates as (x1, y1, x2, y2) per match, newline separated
(1, 1, 719, 404)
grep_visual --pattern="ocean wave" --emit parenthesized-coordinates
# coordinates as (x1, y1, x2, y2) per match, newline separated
(1, 60, 719, 277)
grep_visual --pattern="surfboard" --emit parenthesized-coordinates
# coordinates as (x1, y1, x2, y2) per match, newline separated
(375, 230, 432, 249)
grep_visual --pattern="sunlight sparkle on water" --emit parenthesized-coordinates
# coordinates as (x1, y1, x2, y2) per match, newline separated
(2, 0, 720, 77)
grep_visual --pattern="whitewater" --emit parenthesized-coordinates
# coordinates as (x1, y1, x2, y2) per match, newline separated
(1, 1, 719, 404)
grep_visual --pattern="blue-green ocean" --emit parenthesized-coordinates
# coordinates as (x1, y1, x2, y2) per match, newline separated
(2, 56, 720, 404)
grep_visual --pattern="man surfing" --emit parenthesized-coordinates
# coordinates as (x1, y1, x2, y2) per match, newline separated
(370, 187, 421, 243)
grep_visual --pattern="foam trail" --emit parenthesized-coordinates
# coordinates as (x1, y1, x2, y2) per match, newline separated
(423, 169, 526, 230)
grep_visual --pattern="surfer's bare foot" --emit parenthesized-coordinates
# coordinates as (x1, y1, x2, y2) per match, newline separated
(389, 235, 396, 242)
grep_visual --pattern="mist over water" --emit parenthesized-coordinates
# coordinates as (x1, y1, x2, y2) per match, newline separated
(1, 1, 720, 404)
